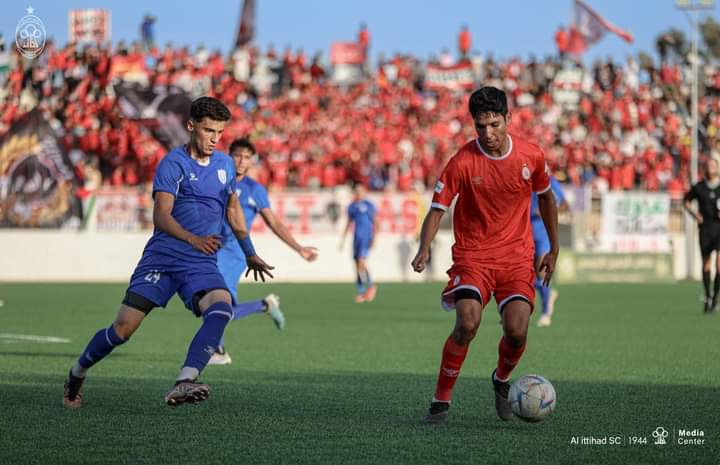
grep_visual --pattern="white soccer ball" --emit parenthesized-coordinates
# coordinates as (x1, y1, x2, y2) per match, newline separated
(508, 374, 556, 422)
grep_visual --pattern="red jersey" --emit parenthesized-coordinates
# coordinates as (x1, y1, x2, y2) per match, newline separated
(431, 135, 550, 269)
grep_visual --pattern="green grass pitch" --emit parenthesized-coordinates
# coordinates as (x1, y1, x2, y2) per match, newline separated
(0, 282, 718, 465)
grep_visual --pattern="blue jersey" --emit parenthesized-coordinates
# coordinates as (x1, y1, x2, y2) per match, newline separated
(531, 176, 566, 227)
(348, 199, 376, 241)
(145, 146, 236, 263)
(220, 176, 271, 246)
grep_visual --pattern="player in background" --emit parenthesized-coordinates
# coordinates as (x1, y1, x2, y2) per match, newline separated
(533, 176, 568, 327)
(412, 87, 558, 424)
(340, 183, 378, 303)
(210, 138, 319, 365)
(63, 97, 274, 408)
(684, 156, 720, 314)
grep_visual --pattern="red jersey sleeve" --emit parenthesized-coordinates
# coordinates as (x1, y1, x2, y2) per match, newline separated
(431, 156, 462, 211)
(532, 149, 551, 193)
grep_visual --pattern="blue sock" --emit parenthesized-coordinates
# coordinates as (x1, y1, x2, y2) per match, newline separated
(364, 270, 373, 288)
(183, 302, 232, 374)
(77, 325, 126, 369)
(535, 277, 550, 316)
(217, 299, 266, 349)
(356, 273, 366, 294)
(231, 299, 266, 320)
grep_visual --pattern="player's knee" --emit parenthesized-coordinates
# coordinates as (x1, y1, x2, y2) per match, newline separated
(111, 320, 136, 340)
(504, 326, 527, 347)
(455, 318, 480, 342)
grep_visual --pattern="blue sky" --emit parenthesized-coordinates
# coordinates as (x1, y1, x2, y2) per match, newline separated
(2, 0, 718, 63)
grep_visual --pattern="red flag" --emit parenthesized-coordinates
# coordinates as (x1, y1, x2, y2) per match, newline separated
(235, 0, 256, 48)
(567, 0, 633, 54)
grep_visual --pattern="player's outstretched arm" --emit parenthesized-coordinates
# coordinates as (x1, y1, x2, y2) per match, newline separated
(227, 193, 275, 281)
(412, 208, 444, 273)
(154, 192, 221, 254)
(537, 189, 559, 286)
(259, 208, 318, 261)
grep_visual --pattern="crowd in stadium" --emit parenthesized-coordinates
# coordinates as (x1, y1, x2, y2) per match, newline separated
(1, 36, 719, 196)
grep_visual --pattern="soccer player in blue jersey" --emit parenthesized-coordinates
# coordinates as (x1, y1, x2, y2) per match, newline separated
(532, 176, 567, 327)
(62, 97, 274, 408)
(209, 137, 318, 365)
(340, 183, 378, 303)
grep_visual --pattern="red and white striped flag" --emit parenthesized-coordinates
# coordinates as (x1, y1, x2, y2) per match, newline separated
(566, 0, 633, 55)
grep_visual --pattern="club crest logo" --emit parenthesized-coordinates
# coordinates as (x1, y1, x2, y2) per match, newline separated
(15, 6, 46, 59)
(217, 169, 227, 184)
(521, 164, 531, 180)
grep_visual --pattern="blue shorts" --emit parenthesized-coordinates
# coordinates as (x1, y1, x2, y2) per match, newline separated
(532, 221, 551, 258)
(127, 252, 232, 316)
(353, 236, 371, 260)
(216, 241, 247, 302)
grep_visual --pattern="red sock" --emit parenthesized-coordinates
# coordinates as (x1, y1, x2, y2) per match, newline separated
(434, 337, 469, 402)
(495, 336, 526, 381)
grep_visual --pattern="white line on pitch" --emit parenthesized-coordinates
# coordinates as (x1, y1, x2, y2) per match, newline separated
(0, 333, 71, 343)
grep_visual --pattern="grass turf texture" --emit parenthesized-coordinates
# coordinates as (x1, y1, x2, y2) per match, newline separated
(0, 282, 718, 465)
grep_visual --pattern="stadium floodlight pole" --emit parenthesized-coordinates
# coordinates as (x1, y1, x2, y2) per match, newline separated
(676, 0, 714, 184)
(676, 0, 714, 279)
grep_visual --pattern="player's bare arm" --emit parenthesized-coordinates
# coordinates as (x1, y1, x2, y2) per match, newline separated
(259, 207, 318, 261)
(227, 193, 275, 281)
(339, 216, 353, 250)
(537, 189, 559, 285)
(154, 191, 221, 255)
(683, 198, 703, 224)
(412, 208, 444, 273)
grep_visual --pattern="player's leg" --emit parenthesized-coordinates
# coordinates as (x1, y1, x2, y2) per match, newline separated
(63, 263, 169, 408)
(533, 230, 554, 327)
(426, 266, 491, 424)
(357, 257, 377, 302)
(700, 229, 713, 312)
(712, 229, 720, 313)
(168, 268, 235, 406)
(492, 267, 534, 421)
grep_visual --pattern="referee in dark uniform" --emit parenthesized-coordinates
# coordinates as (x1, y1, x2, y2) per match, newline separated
(684, 157, 720, 314)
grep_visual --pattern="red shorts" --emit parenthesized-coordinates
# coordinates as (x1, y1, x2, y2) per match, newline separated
(440, 263, 536, 314)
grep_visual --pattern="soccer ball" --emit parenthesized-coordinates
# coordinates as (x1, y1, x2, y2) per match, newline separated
(508, 374, 556, 422)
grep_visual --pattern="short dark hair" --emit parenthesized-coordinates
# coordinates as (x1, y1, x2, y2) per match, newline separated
(468, 87, 508, 119)
(189, 96, 231, 122)
(229, 137, 256, 155)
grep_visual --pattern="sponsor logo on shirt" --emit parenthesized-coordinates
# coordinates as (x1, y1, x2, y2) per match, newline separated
(217, 169, 227, 184)
(435, 180, 445, 193)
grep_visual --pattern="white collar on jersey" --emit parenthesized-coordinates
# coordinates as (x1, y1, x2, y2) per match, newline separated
(706, 178, 720, 190)
(475, 135, 513, 160)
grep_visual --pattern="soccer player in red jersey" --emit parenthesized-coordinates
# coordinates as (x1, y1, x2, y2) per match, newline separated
(411, 87, 559, 423)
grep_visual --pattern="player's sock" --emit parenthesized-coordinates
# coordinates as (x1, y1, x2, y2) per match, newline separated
(535, 277, 550, 315)
(703, 270, 711, 301)
(433, 336, 469, 402)
(713, 275, 720, 304)
(231, 299, 266, 320)
(356, 273, 367, 294)
(495, 336, 526, 382)
(74, 325, 127, 377)
(180, 302, 232, 377)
